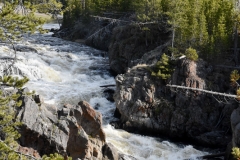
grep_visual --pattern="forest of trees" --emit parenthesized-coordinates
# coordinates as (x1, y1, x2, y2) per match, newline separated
(61, 0, 240, 62)
(1, 0, 236, 62)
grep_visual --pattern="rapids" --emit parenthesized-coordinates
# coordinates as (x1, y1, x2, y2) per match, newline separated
(0, 23, 208, 160)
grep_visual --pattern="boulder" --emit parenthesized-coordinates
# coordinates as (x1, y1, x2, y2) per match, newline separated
(15, 45, 38, 53)
(102, 143, 119, 160)
(17, 96, 106, 160)
(103, 88, 115, 102)
(102, 143, 137, 160)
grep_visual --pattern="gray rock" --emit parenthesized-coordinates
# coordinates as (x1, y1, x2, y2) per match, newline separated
(17, 96, 106, 160)
(102, 143, 119, 160)
(102, 143, 137, 160)
(33, 94, 44, 104)
(108, 24, 169, 74)
(114, 59, 235, 147)
(15, 45, 38, 53)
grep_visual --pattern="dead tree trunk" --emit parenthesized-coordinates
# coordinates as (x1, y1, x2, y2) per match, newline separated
(166, 84, 237, 99)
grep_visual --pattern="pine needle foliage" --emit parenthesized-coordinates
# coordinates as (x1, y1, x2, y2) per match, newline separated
(35, 0, 63, 19)
(42, 153, 72, 160)
(0, 76, 27, 159)
(231, 70, 240, 84)
(151, 53, 174, 80)
(0, 76, 29, 89)
(230, 70, 240, 100)
(232, 147, 240, 160)
(185, 47, 198, 61)
(0, 1, 46, 42)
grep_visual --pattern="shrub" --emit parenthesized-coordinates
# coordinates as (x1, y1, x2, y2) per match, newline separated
(232, 147, 240, 160)
(185, 47, 198, 61)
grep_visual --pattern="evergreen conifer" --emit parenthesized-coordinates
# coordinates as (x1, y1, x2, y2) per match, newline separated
(151, 53, 174, 80)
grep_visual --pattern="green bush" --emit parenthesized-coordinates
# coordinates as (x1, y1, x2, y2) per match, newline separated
(232, 147, 240, 160)
(185, 47, 198, 61)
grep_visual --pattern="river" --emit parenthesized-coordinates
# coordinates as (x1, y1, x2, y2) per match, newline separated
(0, 23, 207, 160)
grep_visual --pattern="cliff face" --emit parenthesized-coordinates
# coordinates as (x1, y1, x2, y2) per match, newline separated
(108, 24, 169, 74)
(54, 19, 117, 51)
(114, 58, 237, 147)
(55, 19, 170, 75)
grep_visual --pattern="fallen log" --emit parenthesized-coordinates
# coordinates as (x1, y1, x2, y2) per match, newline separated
(100, 84, 116, 87)
(166, 84, 237, 98)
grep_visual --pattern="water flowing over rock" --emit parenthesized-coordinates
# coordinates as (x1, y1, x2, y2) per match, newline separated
(114, 58, 236, 147)
(102, 143, 137, 160)
(17, 94, 106, 159)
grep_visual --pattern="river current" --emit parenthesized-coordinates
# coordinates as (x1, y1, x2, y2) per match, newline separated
(0, 23, 207, 160)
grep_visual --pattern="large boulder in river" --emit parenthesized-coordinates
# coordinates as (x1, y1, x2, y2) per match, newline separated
(114, 58, 237, 147)
(17, 97, 105, 160)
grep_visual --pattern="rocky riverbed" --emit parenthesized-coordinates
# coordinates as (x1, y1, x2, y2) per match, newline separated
(52, 17, 240, 159)
(0, 23, 213, 159)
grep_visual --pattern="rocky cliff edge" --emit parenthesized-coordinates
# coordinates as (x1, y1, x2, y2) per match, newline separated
(114, 58, 237, 148)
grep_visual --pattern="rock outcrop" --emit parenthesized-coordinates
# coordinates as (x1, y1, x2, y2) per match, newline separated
(225, 107, 240, 159)
(17, 96, 105, 159)
(14, 90, 136, 160)
(102, 143, 137, 160)
(56, 18, 170, 75)
(108, 24, 170, 74)
(114, 58, 237, 147)
(54, 19, 118, 51)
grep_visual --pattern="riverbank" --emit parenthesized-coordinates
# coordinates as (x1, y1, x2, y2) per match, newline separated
(0, 24, 214, 159)
(54, 17, 240, 159)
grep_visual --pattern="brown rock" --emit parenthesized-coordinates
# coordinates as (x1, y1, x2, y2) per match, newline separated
(18, 146, 41, 159)
(17, 96, 106, 160)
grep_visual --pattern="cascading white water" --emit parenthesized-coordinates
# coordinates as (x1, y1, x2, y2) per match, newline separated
(0, 23, 208, 159)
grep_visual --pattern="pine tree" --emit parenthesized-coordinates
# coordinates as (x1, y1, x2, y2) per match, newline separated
(0, 1, 46, 42)
(133, 0, 163, 22)
(151, 53, 174, 80)
(185, 47, 198, 61)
